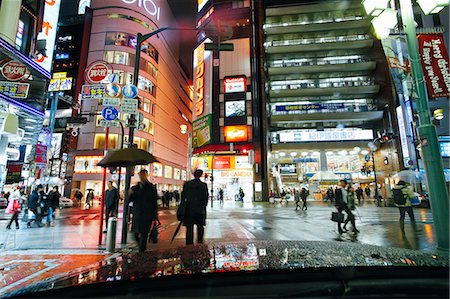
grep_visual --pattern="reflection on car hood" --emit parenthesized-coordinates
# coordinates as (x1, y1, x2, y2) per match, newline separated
(4, 241, 449, 298)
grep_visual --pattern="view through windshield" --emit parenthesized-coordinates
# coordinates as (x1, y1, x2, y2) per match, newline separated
(0, 0, 449, 297)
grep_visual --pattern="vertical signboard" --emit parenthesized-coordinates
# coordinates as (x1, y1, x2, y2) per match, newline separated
(193, 39, 213, 121)
(396, 106, 411, 167)
(35, 0, 62, 72)
(192, 114, 212, 148)
(417, 34, 450, 98)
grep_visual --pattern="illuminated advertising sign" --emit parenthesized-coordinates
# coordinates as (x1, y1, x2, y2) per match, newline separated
(74, 156, 103, 173)
(122, 0, 161, 20)
(225, 100, 245, 117)
(192, 114, 212, 148)
(198, 0, 210, 11)
(213, 156, 231, 169)
(224, 76, 247, 93)
(224, 125, 248, 143)
(0, 81, 29, 98)
(35, 0, 62, 72)
(396, 106, 411, 167)
(193, 39, 212, 120)
(1, 60, 29, 81)
(279, 130, 373, 142)
(35, 144, 48, 165)
(440, 142, 450, 157)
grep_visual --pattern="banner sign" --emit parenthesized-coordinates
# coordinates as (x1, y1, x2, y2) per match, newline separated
(81, 84, 106, 99)
(35, 144, 48, 164)
(275, 103, 345, 112)
(193, 39, 213, 121)
(48, 77, 73, 91)
(0, 81, 30, 98)
(417, 34, 450, 98)
(224, 76, 247, 93)
(6, 164, 22, 184)
(192, 114, 212, 148)
(279, 129, 373, 142)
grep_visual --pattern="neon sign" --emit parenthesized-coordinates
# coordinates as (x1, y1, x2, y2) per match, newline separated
(195, 43, 205, 116)
(122, 0, 161, 20)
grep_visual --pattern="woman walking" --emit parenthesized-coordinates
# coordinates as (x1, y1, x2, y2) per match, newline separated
(6, 186, 21, 229)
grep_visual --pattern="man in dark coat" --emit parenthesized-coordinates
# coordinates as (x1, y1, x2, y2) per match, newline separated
(27, 184, 44, 228)
(129, 169, 158, 252)
(181, 169, 209, 245)
(335, 179, 359, 234)
(105, 181, 119, 231)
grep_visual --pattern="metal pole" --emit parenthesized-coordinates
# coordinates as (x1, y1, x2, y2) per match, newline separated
(371, 151, 381, 207)
(99, 127, 109, 245)
(121, 28, 171, 245)
(398, 0, 449, 251)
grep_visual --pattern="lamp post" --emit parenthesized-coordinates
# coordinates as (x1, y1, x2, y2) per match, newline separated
(363, 0, 449, 251)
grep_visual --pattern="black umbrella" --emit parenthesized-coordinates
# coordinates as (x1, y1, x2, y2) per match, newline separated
(97, 148, 159, 168)
(171, 222, 183, 243)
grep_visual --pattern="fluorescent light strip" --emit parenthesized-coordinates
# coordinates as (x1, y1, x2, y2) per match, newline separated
(0, 93, 45, 117)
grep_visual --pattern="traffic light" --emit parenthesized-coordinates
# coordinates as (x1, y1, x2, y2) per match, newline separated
(380, 131, 395, 143)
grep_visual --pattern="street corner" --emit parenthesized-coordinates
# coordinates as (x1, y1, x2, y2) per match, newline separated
(0, 251, 111, 296)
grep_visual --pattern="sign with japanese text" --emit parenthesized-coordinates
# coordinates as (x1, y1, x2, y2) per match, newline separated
(279, 130, 373, 142)
(0, 81, 30, 98)
(192, 114, 212, 148)
(48, 77, 73, 91)
(1, 60, 29, 81)
(275, 103, 345, 112)
(224, 76, 247, 93)
(85, 61, 112, 84)
(193, 39, 213, 120)
(213, 156, 231, 169)
(35, 144, 48, 164)
(81, 84, 106, 99)
(74, 156, 103, 173)
(224, 125, 248, 143)
(418, 34, 450, 98)
(35, 0, 62, 72)
(121, 98, 138, 114)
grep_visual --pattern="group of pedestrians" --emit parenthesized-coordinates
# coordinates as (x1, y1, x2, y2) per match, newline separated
(294, 188, 309, 211)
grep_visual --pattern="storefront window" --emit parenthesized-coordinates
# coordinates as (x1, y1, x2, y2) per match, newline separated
(148, 120, 154, 135)
(94, 133, 119, 149)
(327, 155, 361, 172)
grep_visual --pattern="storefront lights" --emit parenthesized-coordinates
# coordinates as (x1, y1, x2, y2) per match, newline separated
(179, 124, 188, 134)
(290, 152, 298, 157)
(301, 152, 308, 156)
(279, 152, 286, 157)
(361, 150, 369, 155)
(417, 0, 449, 15)
(353, 146, 361, 152)
(362, 0, 390, 16)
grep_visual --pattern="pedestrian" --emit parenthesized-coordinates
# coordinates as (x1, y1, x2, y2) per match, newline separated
(27, 185, 44, 228)
(219, 188, 224, 206)
(129, 169, 158, 252)
(300, 187, 309, 210)
(85, 190, 95, 209)
(174, 190, 181, 206)
(74, 190, 83, 207)
(105, 181, 119, 231)
(393, 180, 420, 233)
(181, 169, 208, 245)
(239, 187, 245, 202)
(6, 186, 21, 229)
(364, 186, 371, 199)
(356, 186, 364, 205)
(294, 189, 301, 210)
(335, 179, 359, 234)
(46, 186, 60, 226)
(163, 190, 172, 208)
(347, 185, 356, 210)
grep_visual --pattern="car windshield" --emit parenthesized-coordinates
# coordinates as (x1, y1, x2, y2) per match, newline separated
(0, 0, 449, 298)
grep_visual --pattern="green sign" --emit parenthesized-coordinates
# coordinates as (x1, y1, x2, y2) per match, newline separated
(193, 114, 212, 148)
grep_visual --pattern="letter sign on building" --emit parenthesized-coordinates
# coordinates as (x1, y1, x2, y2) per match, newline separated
(1, 61, 29, 81)
(85, 61, 111, 84)
(122, 0, 161, 20)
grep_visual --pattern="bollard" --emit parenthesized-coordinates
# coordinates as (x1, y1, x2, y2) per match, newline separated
(105, 217, 117, 253)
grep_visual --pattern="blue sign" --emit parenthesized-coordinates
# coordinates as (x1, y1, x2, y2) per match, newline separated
(292, 158, 319, 163)
(275, 103, 345, 112)
(102, 106, 119, 121)
(122, 84, 138, 98)
(439, 142, 450, 157)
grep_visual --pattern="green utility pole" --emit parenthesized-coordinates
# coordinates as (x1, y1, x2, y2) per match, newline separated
(399, 0, 449, 251)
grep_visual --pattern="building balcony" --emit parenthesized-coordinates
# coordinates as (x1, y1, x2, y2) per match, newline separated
(269, 85, 380, 98)
(266, 1, 362, 17)
(268, 61, 376, 76)
(266, 39, 373, 55)
(271, 110, 383, 123)
(265, 19, 369, 35)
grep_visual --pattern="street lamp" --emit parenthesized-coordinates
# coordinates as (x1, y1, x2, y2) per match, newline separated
(417, 0, 449, 14)
(433, 109, 445, 120)
(364, 0, 449, 251)
(362, 0, 390, 16)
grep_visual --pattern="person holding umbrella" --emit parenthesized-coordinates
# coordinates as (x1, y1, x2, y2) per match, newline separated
(180, 169, 209, 245)
(129, 169, 159, 252)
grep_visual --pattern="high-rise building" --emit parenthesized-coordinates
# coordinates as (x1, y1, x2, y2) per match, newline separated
(71, 0, 192, 196)
(258, 0, 401, 198)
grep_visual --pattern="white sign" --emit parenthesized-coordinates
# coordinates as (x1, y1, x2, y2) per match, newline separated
(35, 0, 61, 72)
(99, 119, 119, 128)
(279, 130, 374, 143)
(198, 0, 210, 11)
(396, 106, 410, 166)
(103, 98, 121, 106)
(122, 0, 160, 20)
(235, 156, 251, 169)
(121, 98, 138, 114)
(224, 76, 247, 93)
(193, 39, 213, 121)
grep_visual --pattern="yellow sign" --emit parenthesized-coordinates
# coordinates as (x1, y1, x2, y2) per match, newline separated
(52, 72, 67, 79)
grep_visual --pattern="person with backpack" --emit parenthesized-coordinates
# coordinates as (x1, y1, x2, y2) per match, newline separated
(335, 179, 359, 234)
(393, 180, 420, 232)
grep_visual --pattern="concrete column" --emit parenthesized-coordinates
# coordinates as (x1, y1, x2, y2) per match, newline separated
(0, 0, 22, 45)
(0, 135, 9, 192)
(320, 150, 327, 171)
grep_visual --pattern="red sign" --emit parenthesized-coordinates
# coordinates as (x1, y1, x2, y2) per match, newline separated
(85, 61, 111, 84)
(1, 60, 29, 81)
(417, 34, 450, 98)
(35, 144, 48, 164)
(213, 156, 231, 169)
(224, 76, 247, 93)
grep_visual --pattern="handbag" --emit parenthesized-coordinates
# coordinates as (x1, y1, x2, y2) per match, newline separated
(13, 200, 21, 212)
(22, 209, 29, 222)
(177, 199, 187, 221)
(149, 221, 159, 244)
(331, 212, 344, 222)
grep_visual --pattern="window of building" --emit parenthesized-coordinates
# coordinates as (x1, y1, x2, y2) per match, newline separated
(94, 133, 119, 149)
(138, 76, 156, 96)
(232, 0, 250, 8)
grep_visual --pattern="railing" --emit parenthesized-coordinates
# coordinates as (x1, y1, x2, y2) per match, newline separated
(269, 58, 370, 68)
(264, 34, 369, 47)
(264, 15, 365, 29)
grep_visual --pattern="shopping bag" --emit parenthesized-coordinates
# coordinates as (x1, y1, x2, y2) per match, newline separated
(21, 209, 29, 222)
(331, 212, 344, 222)
(28, 209, 36, 220)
